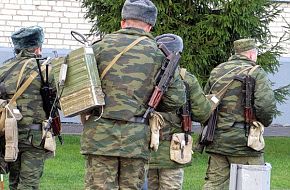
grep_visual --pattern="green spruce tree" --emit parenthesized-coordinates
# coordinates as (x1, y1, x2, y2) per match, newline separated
(82, 0, 290, 115)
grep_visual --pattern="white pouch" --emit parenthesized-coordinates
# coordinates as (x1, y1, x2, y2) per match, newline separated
(170, 133, 193, 164)
(42, 120, 56, 153)
(247, 121, 265, 151)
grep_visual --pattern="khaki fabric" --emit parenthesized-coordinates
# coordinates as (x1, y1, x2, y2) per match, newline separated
(203, 153, 264, 190)
(148, 168, 184, 190)
(42, 120, 56, 153)
(4, 107, 19, 162)
(170, 133, 192, 164)
(247, 121, 265, 151)
(149, 112, 164, 152)
(85, 155, 146, 190)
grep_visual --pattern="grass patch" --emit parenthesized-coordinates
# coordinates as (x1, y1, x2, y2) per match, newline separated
(1, 135, 290, 189)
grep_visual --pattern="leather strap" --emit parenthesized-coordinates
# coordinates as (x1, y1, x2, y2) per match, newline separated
(100, 36, 148, 79)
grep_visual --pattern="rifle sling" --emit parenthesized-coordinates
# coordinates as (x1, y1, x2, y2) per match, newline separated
(16, 58, 34, 90)
(214, 66, 254, 100)
(9, 65, 46, 105)
(100, 36, 148, 79)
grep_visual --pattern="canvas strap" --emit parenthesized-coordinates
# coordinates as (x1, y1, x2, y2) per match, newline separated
(180, 68, 187, 80)
(248, 65, 260, 75)
(100, 36, 148, 79)
(214, 66, 254, 99)
(16, 58, 34, 90)
(9, 65, 46, 105)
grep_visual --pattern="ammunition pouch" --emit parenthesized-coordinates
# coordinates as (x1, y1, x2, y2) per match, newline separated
(4, 107, 19, 162)
(170, 133, 193, 164)
(149, 112, 164, 152)
(247, 121, 265, 151)
(42, 120, 56, 154)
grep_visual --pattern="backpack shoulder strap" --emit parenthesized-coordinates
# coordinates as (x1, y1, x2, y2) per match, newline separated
(100, 36, 148, 79)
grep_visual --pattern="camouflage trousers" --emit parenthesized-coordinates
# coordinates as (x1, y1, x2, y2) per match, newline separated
(85, 154, 147, 190)
(8, 146, 46, 190)
(148, 168, 184, 190)
(203, 153, 264, 190)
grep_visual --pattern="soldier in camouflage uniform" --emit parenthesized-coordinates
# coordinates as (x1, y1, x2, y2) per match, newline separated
(147, 34, 212, 190)
(0, 26, 55, 190)
(203, 39, 276, 190)
(80, 1, 186, 190)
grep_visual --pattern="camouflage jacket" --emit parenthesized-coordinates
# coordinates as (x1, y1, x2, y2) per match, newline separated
(204, 54, 276, 156)
(0, 50, 55, 147)
(150, 69, 211, 168)
(81, 28, 186, 159)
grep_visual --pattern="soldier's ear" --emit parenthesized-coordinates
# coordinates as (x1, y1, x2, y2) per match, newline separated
(121, 20, 126, 29)
(34, 47, 42, 56)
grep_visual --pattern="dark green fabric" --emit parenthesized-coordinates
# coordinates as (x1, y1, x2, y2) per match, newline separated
(204, 54, 276, 156)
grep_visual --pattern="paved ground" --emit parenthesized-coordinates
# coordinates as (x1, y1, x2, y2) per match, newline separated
(61, 123, 290, 137)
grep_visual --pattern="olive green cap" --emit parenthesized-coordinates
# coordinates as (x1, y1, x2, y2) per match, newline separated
(233, 38, 256, 53)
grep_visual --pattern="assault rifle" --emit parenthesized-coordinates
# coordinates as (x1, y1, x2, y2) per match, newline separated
(36, 58, 63, 145)
(181, 82, 192, 145)
(142, 43, 181, 120)
(235, 74, 256, 136)
(244, 75, 256, 125)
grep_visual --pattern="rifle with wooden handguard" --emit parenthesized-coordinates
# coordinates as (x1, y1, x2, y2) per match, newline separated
(181, 82, 192, 145)
(235, 74, 256, 136)
(142, 43, 181, 120)
(36, 57, 63, 145)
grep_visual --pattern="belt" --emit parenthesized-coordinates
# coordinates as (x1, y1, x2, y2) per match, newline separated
(28, 124, 42, 130)
(233, 122, 246, 129)
(128, 116, 148, 124)
(113, 117, 148, 125)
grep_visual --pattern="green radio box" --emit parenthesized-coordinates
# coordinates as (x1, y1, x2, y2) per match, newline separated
(52, 47, 105, 117)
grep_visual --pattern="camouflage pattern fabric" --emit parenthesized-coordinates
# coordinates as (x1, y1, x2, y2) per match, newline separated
(0, 50, 54, 189)
(203, 153, 264, 190)
(149, 70, 211, 169)
(81, 28, 186, 159)
(204, 54, 276, 156)
(148, 168, 184, 190)
(91, 28, 186, 121)
(81, 28, 185, 190)
(81, 117, 150, 159)
(85, 155, 146, 190)
(8, 146, 46, 190)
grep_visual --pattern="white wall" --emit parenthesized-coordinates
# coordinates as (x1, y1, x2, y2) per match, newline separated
(269, 2, 290, 56)
(0, 1, 289, 52)
(0, 0, 93, 50)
